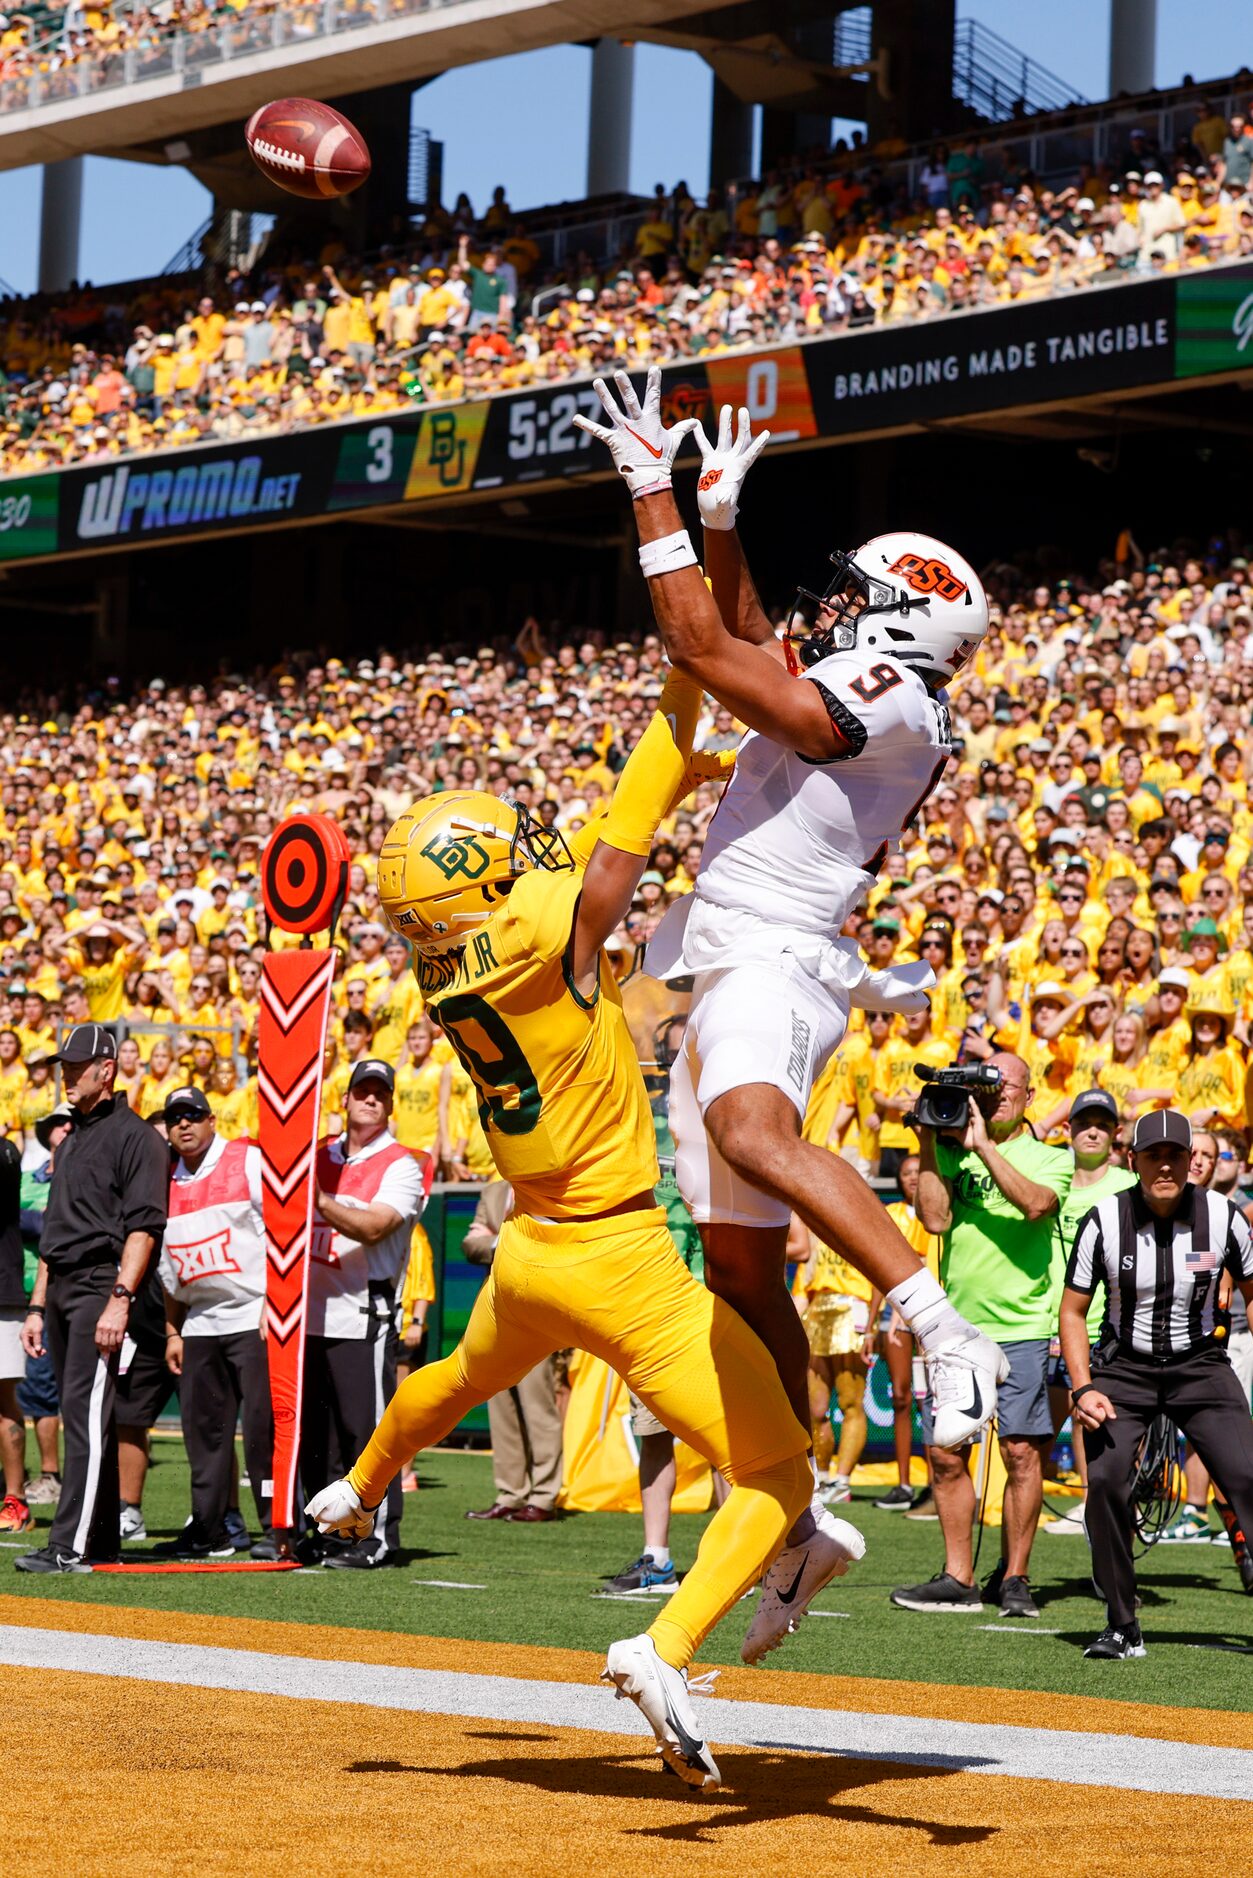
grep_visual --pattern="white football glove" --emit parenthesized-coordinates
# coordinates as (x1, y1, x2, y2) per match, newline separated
(691, 404, 770, 533)
(572, 364, 699, 498)
(305, 1478, 377, 1541)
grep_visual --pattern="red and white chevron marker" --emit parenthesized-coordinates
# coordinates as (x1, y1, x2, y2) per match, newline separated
(257, 812, 350, 1541)
(258, 947, 337, 1531)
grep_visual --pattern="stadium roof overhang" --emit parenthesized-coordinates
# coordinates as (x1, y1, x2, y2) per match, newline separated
(0, 0, 744, 171)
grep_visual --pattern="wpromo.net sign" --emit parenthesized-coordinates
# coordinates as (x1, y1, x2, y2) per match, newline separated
(75, 453, 302, 541)
(804, 279, 1176, 434)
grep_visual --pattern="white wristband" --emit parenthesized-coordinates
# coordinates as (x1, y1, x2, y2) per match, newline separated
(638, 530, 698, 579)
(629, 472, 673, 500)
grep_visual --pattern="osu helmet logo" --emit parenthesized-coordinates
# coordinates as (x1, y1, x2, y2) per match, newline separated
(421, 833, 490, 880)
(887, 552, 968, 603)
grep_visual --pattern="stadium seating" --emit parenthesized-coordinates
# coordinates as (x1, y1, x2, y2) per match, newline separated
(3, 125, 1253, 476)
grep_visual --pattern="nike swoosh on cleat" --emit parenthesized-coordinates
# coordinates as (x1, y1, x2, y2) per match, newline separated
(661, 1691, 709, 1768)
(623, 423, 663, 459)
(776, 1553, 809, 1605)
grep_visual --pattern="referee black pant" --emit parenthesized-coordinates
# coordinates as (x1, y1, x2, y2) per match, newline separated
(182, 1329, 273, 1542)
(301, 1316, 402, 1557)
(1087, 1342, 1253, 1628)
(45, 1263, 120, 1562)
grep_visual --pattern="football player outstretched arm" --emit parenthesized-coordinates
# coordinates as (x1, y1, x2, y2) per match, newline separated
(691, 404, 777, 652)
(574, 368, 841, 761)
(568, 663, 705, 992)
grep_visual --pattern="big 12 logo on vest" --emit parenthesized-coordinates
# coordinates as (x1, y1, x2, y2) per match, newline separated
(166, 1229, 242, 1283)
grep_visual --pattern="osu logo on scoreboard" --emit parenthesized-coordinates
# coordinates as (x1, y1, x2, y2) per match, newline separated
(887, 552, 968, 603)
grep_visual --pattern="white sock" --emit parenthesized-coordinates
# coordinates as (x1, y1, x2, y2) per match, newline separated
(887, 1269, 968, 1355)
(810, 1453, 822, 1489)
(644, 1545, 669, 1567)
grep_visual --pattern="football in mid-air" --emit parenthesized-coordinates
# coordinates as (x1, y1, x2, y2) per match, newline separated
(245, 98, 371, 200)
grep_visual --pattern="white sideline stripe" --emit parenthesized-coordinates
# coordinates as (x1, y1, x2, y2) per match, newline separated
(0, 1624, 1248, 1798)
(977, 1625, 1062, 1637)
(414, 1580, 488, 1591)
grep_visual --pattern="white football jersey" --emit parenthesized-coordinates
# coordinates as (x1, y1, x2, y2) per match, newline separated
(692, 646, 951, 937)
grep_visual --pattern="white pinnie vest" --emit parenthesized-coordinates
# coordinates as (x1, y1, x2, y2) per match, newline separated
(160, 1136, 266, 1337)
(308, 1132, 428, 1340)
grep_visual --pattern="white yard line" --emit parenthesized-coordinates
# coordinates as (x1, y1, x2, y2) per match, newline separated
(0, 1623, 1247, 1798)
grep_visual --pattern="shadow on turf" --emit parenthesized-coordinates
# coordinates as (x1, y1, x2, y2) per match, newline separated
(350, 1747, 996, 1846)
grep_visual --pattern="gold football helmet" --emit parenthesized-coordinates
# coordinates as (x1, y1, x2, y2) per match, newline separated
(377, 790, 570, 954)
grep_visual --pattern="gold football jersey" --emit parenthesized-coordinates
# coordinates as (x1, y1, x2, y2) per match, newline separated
(416, 868, 657, 1218)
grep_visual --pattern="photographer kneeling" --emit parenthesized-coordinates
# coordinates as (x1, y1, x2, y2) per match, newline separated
(892, 1052, 1071, 1618)
(1061, 1108, 1253, 1660)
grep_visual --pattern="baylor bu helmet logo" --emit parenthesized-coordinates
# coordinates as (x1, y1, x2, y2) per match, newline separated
(420, 832, 491, 881)
(886, 551, 969, 603)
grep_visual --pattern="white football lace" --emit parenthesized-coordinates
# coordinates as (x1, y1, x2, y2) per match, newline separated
(927, 1345, 975, 1406)
(686, 1670, 720, 1696)
(254, 138, 306, 173)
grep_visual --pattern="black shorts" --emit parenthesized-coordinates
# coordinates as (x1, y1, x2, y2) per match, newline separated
(115, 1339, 177, 1427)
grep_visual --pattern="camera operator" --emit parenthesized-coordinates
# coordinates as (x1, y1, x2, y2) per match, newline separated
(1062, 1109, 1253, 1660)
(892, 1051, 1071, 1618)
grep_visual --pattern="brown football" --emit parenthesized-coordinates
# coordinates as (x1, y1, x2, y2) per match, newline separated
(245, 97, 371, 201)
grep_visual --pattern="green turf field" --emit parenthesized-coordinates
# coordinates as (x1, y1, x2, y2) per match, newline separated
(6, 1437, 1251, 1710)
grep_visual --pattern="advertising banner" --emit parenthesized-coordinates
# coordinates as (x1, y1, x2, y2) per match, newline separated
(801, 278, 1177, 435)
(1174, 262, 1253, 378)
(4, 267, 1251, 566)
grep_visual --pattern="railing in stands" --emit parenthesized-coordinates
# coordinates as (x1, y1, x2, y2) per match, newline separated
(953, 17, 1087, 120)
(834, 11, 1084, 120)
(0, 0, 446, 117)
(162, 214, 214, 277)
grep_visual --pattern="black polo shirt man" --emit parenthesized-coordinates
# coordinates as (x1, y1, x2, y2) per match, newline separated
(1061, 1108, 1253, 1659)
(16, 1024, 168, 1573)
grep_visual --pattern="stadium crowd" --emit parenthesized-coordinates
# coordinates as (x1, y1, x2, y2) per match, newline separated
(0, 0, 433, 106)
(4, 93, 1253, 473)
(4, 520, 1253, 1590)
(1, 524, 1253, 1163)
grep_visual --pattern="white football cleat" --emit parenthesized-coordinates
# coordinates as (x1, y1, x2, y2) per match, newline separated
(741, 1507, 866, 1666)
(927, 1329, 1010, 1449)
(305, 1478, 377, 1541)
(602, 1634, 721, 1792)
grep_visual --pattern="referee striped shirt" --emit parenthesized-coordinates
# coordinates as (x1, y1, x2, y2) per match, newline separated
(1066, 1182, 1253, 1360)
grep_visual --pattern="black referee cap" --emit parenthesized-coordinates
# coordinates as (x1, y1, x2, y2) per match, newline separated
(348, 1058, 395, 1094)
(164, 1086, 212, 1123)
(1130, 1109, 1192, 1153)
(49, 1022, 117, 1065)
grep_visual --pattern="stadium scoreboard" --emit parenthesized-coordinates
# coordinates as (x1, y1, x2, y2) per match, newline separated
(3, 263, 1252, 567)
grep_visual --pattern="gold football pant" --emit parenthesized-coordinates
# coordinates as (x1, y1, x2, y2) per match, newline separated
(348, 1207, 811, 1668)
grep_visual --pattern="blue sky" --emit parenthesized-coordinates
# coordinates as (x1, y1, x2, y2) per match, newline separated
(0, 3, 1249, 293)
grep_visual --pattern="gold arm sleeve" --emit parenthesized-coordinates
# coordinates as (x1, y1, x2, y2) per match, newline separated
(599, 667, 704, 858)
(564, 812, 610, 871)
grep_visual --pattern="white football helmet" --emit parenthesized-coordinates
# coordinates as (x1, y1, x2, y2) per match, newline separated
(789, 530, 989, 687)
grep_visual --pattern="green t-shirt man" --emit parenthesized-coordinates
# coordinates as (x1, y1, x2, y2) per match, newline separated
(935, 1131, 1073, 1341)
(467, 264, 506, 320)
(1057, 1162, 1136, 1340)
